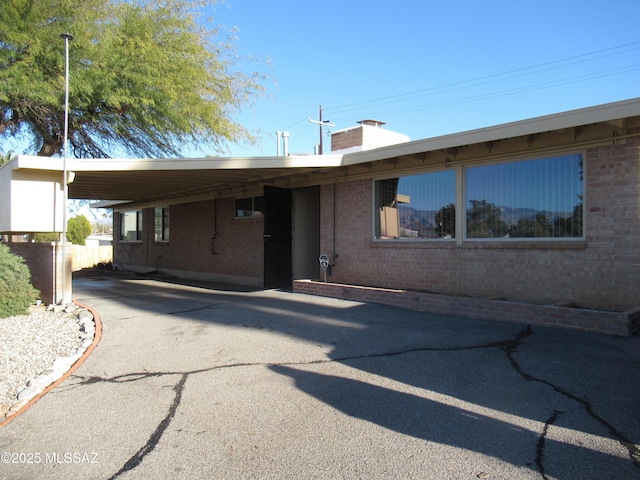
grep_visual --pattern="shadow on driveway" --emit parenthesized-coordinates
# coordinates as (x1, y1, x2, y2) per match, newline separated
(2, 273, 637, 479)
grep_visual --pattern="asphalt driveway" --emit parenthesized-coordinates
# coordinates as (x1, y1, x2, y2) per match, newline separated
(1, 273, 639, 479)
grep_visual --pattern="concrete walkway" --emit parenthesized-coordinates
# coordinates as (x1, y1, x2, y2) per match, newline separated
(1, 273, 639, 479)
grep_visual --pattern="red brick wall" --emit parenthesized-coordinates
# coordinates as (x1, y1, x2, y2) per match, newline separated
(294, 280, 639, 336)
(114, 198, 264, 284)
(7, 242, 71, 305)
(331, 128, 363, 152)
(320, 140, 640, 312)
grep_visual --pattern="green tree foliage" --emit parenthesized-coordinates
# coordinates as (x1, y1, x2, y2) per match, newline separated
(67, 214, 92, 245)
(0, 150, 15, 166)
(31, 214, 93, 243)
(0, 243, 40, 317)
(32, 232, 59, 242)
(510, 213, 553, 238)
(0, 0, 266, 158)
(553, 201, 583, 237)
(434, 203, 455, 238)
(466, 199, 509, 238)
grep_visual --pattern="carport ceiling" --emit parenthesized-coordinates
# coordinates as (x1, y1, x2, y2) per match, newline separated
(64, 155, 346, 203)
(68, 167, 321, 201)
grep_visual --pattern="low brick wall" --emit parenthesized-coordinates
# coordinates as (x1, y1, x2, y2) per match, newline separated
(293, 280, 640, 336)
(6, 242, 72, 305)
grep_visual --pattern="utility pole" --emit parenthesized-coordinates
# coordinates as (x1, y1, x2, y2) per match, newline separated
(60, 32, 73, 305)
(319, 105, 324, 155)
(308, 105, 335, 155)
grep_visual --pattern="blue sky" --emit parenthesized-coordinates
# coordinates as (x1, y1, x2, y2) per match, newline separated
(198, 0, 640, 158)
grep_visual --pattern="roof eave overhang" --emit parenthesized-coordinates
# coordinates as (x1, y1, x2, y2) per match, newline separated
(340, 97, 640, 166)
(12, 154, 344, 173)
(4, 97, 639, 207)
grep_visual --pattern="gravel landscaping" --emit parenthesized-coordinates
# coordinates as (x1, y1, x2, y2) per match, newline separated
(0, 305, 93, 420)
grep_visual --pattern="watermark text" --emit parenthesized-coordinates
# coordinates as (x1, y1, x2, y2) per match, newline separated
(1, 452, 98, 464)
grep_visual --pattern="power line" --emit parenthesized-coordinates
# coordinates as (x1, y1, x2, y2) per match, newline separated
(323, 40, 640, 116)
(275, 40, 640, 151)
(328, 63, 640, 124)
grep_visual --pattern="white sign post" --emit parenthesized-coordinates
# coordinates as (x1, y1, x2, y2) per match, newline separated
(319, 254, 330, 282)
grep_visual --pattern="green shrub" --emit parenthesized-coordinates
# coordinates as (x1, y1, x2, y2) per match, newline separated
(67, 215, 92, 245)
(31, 215, 93, 245)
(0, 244, 40, 318)
(33, 232, 59, 242)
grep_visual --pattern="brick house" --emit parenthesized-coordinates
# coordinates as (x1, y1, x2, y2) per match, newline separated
(2, 98, 639, 334)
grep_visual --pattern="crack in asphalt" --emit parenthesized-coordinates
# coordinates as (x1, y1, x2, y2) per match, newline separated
(536, 409, 561, 480)
(500, 327, 640, 472)
(108, 373, 188, 480)
(116, 303, 225, 321)
(70, 325, 638, 478)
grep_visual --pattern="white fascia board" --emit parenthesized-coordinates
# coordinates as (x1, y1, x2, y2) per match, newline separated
(13, 154, 345, 172)
(340, 97, 640, 166)
(12, 155, 64, 171)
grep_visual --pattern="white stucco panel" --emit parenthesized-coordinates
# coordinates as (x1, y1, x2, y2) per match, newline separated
(0, 165, 65, 233)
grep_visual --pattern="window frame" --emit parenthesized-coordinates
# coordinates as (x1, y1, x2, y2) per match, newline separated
(462, 152, 585, 242)
(154, 206, 170, 243)
(371, 151, 586, 244)
(372, 168, 458, 242)
(234, 195, 264, 219)
(119, 210, 143, 243)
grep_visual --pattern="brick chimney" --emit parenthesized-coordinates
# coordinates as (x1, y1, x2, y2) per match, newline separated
(330, 120, 410, 154)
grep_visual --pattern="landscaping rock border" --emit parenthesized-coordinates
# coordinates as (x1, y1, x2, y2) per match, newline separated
(0, 303, 98, 423)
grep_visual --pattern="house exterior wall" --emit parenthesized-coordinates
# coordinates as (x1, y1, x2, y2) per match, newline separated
(111, 134, 639, 326)
(113, 198, 264, 287)
(319, 139, 640, 313)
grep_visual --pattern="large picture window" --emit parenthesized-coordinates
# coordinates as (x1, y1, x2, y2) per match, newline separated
(120, 210, 142, 242)
(465, 154, 583, 238)
(373, 153, 584, 242)
(374, 170, 456, 239)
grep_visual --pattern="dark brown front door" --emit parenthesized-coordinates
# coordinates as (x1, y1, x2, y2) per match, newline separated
(263, 186, 292, 289)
